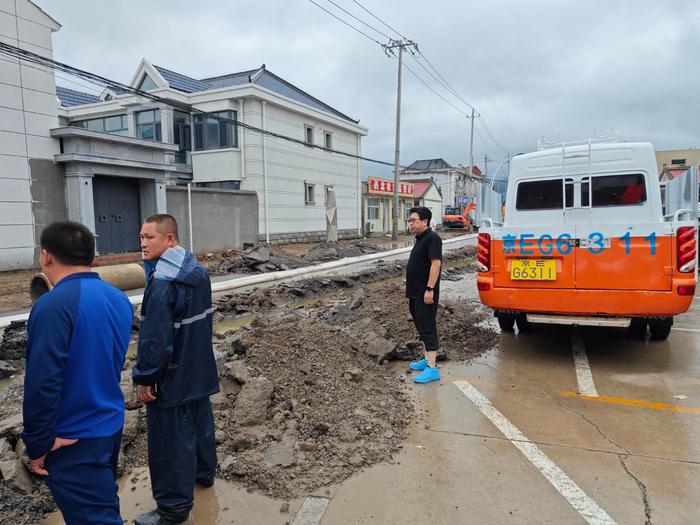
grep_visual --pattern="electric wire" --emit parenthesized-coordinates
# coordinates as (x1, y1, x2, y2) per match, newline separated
(305, 0, 382, 45)
(350, 0, 407, 40)
(0, 41, 398, 167)
(321, 0, 391, 40)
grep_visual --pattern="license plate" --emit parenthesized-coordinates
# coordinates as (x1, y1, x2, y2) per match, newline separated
(511, 259, 556, 281)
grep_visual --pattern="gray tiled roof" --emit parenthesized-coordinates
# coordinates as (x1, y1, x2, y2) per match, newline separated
(162, 65, 358, 123)
(403, 159, 453, 171)
(153, 65, 211, 93)
(56, 86, 100, 107)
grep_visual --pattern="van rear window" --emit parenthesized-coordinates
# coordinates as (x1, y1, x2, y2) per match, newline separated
(516, 179, 562, 210)
(592, 174, 646, 206)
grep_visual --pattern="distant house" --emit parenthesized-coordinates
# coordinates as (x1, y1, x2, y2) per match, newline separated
(400, 158, 481, 211)
(409, 179, 443, 227)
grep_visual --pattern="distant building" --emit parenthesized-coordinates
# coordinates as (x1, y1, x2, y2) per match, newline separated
(656, 148, 700, 182)
(409, 179, 443, 227)
(400, 158, 481, 211)
(361, 177, 416, 234)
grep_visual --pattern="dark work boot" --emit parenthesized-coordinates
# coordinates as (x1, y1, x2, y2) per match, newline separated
(134, 510, 187, 525)
(196, 476, 215, 488)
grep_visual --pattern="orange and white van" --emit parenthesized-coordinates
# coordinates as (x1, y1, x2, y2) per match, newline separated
(476, 141, 698, 340)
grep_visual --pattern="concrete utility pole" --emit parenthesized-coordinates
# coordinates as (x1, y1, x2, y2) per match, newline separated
(383, 39, 418, 241)
(464, 109, 479, 209)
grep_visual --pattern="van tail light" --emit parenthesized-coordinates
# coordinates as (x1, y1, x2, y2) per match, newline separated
(678, 285, 696, 296)
(676, 227, 696, 273)
(477, 233, 491, 272)
(477, 282, 491, 291)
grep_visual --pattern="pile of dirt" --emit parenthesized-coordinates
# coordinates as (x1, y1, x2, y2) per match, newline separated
(202, 239, 382, 276)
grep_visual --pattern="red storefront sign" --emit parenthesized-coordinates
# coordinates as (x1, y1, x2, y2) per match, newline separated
(368, 177, 415, 196)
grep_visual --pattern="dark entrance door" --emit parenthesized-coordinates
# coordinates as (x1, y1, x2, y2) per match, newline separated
(93, 176, 141, 254)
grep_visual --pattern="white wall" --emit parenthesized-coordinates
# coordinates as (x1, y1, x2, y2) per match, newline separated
(238, 99, 362, 239)
(421, 184, 443, 226)
(403, 172, 456, 210)
(0, 0, 60, 269)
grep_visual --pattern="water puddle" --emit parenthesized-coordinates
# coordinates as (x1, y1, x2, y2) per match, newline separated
(42, 467, 301, 525)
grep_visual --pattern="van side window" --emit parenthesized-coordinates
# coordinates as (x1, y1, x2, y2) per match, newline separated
(516, 179, 563, 210)
(592, 174, 646, 207)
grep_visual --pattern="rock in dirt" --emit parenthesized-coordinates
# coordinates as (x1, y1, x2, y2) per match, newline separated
(225, 361, 251, 384)
(343, 367, 362, 382)
(219, 455, 236, 472)
(244, 248, 271, 265)
(233, 376, 274, 426)
(0, 322, 27, 362)
(0, 459, 32, 495)
(0, 438, 14, 461)
(263, 441, 297, 468)
(228, 335, 248, 357)
(363, 332, 397, 362)
(0, 361, 17, 379)
(0, 413, 22, 442)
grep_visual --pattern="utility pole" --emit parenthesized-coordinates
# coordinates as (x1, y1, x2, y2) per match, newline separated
(465, 109, 478, 210)
(383, 39, 418, 241)
(484, 154, 489, 178)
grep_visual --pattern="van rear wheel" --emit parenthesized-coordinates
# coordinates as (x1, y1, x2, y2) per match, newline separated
(497, 314, 515, 332)
(649, 318, 672, 341)
(628, 319, 648, 339)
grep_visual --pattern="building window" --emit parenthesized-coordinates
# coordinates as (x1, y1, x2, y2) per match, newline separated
(305, 183, 315, 205)
(304, 125, 314, 146)
(324, 131, 332, 149)
(72, 115, 129, 136)
(671, 159, 686, 165)
(368, 198, 379, 220)
(136, 110, 162, 141)
(195, 181, 241, 190)
(194, 111, 237, 151)
(138, 74, 159, 91)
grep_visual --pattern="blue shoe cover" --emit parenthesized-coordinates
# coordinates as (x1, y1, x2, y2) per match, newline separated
(409, 358, 429, 371)
(413, 367, 441, 384)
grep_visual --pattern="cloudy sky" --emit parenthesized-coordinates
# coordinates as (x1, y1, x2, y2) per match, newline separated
(37, 0, 700, 180)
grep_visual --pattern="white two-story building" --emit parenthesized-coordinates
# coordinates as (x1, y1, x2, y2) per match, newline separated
(56, 59, 368, 251)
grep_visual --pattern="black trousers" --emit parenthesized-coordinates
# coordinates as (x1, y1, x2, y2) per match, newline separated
(409, 298, 439, 351)
(146, 397, 217, 522)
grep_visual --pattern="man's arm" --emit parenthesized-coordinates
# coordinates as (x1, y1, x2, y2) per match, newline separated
(132, 279, 175, 387)
(22, 299, 72, 461)
(424, 259, 442, 305)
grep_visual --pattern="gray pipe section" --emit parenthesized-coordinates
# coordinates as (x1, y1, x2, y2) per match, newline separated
(29, 263, 146, 304)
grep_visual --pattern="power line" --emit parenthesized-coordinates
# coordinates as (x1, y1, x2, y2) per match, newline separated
(417, 53, 475, 112)
(0, 41, 399, 167)
(478, 115, 508, 155)
(400, 59, 466, 116)
(350, 0, 407, 40)
(305, 0, 381, 45)
(322, 0, 391, 40)
(408, 53, 470, 115)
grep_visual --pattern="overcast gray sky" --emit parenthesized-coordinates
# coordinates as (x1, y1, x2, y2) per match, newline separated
(37, 0, 700, 179)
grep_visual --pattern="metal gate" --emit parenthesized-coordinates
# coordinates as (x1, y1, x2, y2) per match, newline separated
(93, 176, 141, 254)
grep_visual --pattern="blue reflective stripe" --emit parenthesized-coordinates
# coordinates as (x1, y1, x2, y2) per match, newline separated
(173, 307, 216, 329)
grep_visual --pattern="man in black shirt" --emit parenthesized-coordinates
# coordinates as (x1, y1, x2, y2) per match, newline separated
(405, 207, 443, 384)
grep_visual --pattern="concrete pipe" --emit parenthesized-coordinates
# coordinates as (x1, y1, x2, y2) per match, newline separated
(30, 263, 146, 303)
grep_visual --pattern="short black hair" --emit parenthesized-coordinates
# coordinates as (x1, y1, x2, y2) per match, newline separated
(409, 206, 432, 223)
(144, 214, 179, 240)
(40, 221, 95, 266)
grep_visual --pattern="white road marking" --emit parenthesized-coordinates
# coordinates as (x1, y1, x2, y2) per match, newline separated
(291, 497, 330, 525)
(672, 327, 700, 332)
(572, 333, 599, 397)
(454, 380, 617, 525)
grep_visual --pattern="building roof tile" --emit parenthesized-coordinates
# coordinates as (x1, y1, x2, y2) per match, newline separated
(56, 85, 100, 107)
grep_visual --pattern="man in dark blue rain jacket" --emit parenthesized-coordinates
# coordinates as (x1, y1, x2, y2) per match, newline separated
(22, 221, 133, 524)
(133, 214, 219, 525)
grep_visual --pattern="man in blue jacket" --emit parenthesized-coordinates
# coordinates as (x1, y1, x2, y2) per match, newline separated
(22, 221, 133, 524)
(133, 214, 219, 525)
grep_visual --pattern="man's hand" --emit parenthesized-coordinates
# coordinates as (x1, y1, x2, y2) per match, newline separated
(30, 437, 79, 476)
(138, 385, 157, 403)
(424, 290, 435, 305)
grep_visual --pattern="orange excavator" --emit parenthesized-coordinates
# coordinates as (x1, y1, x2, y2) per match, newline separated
(443, 203, 476, 229)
